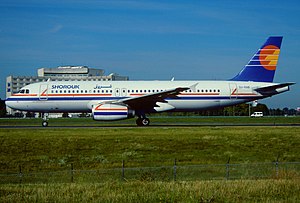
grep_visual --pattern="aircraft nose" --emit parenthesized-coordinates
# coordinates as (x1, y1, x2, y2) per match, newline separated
(5, 100, 21, 110)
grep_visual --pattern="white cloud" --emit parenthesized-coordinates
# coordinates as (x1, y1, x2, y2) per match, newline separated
(49, 24, 63, 33)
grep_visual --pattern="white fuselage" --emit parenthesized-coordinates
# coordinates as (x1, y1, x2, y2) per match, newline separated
(6, 80, 276, 113)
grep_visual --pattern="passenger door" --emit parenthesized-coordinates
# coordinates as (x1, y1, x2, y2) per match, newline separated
(39, 84, 48, 100)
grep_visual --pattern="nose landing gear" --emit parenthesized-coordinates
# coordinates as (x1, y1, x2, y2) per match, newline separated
(42, 113, 49, 127)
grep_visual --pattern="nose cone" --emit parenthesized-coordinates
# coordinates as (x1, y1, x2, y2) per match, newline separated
(5, 99, 16, 109)
(5, 99, 24, 111)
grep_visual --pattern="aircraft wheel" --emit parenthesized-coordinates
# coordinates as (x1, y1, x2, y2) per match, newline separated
(42, 121, 48, 127)
(141, 118, 150, 126)
(136, 118, 150, 126)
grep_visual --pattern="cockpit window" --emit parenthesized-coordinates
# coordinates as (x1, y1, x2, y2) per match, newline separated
(19, 89, 29, 94)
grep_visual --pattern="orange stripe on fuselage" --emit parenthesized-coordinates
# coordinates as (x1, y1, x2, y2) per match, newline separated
(12, 94, 38, 96)
(47, 94, 112, 97)
(179, 93, 220, 96)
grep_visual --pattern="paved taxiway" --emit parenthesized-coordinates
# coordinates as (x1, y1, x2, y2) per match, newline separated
(1, 123, 299, 129)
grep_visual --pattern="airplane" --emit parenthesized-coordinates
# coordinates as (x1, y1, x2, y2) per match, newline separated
(5, 36, 295, 127)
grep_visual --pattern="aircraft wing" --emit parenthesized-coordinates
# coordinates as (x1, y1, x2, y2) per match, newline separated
(255, 82, 295, 95)
(114, 87, 189, 111)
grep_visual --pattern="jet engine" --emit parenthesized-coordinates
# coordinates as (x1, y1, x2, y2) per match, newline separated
(92, 104, 135, 121)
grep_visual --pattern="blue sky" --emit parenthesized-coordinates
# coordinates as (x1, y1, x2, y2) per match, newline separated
(0, 0, 299, 108)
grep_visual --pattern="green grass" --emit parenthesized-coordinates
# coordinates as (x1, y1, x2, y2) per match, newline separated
(0, 116, 299, 126)
(1, 119, 299, 202)
(1, 180, 300, 202)
(1, 126, 299, 172)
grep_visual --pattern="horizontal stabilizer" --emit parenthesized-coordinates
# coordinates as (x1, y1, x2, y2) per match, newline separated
(255, 83, 295, 95)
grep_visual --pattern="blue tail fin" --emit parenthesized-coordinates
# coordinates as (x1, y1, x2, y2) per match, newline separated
(231, 36, 283, 82)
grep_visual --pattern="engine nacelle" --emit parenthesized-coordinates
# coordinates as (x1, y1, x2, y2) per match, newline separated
(92, 104, 135, 121)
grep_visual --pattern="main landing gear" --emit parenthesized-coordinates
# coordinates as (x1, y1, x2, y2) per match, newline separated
(136, 116, 150, 126)
(42, 113, 49, 127)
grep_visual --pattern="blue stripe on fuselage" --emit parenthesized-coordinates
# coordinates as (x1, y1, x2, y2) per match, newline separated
(94, 112, 127, 116)
(6, 96, 261, 101)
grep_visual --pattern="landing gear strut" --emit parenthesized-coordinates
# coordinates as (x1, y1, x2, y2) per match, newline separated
(136, 116, 150, 126)
(42, 113, 49, 127)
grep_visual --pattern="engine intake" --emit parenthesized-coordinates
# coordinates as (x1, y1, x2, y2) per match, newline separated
(92, 104, 135, 121)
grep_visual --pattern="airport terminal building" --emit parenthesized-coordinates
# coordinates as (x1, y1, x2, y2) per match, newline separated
(6, 66, 129, 115)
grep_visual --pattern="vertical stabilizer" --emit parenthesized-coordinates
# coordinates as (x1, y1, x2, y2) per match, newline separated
(231, 36, 283, 82)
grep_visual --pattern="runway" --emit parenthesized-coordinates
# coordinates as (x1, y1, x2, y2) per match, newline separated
(1, 123, 299, 129)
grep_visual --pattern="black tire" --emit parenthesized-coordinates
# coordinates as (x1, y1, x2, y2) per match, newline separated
(141, 118, 150, 126)
(136, 118, 142, 126)
(42, 121, 48, 127)
(136, 118, 150, 126)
